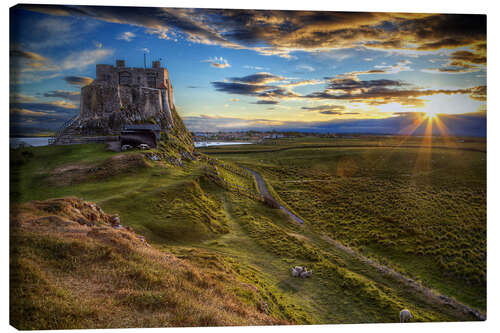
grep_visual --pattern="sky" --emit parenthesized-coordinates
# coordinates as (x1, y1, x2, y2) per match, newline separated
(9, 5, 486, 136)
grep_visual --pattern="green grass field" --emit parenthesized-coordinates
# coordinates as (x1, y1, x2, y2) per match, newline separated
(10, 136, 486, 328)
(206, 137, 486, 311)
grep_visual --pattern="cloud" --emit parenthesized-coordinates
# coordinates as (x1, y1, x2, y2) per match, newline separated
(10, 46, 63, 84)
(211, 81, 275, 96)
(326, 78, 407, 91)
(10, 108, 50, 117)
(211, 72, 290, 99)
(47, 100, 77, 109)
(10, 46, 58, 73)
(422, 50, 486, 74)
(302, 104, 346, 112)
(43, 90, 80, 102)
(64, 76, 94, 86)
(10, 99, 80, 134)
(25, 17, 75, 49)
(279, 79, 325, 88)
(301, 75, 484, 107)
(213, 70, 483, 108)
(117, 31, 136, 42)
(229, 72, 284, 85)
(257, 88, 301, 100)
(317, 110, 343, 115)
(469, 85, 486, 101)
(244, 65, 266, 70)
(12, 100, 77, 111)
(10, 49, 47, 62)
(301, 104, 355, 115)
(10, 43, 111, 85)
(20, 6, 484, 58)
(202, 56, 231, 68)
(253, 100, 279, 105)
(10, 92, 39, 103)
(60, 48, 114, 70)
(348, 60, 413, 76)
(296, 64, 315, 72)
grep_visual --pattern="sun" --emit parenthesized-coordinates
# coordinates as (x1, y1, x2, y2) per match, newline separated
(425, 110, 439, 120)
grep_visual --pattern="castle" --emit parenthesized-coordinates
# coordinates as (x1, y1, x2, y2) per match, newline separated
(78, 59, 175, 128)
(94, 59, 175, 111)
(52, 58, 191, 146)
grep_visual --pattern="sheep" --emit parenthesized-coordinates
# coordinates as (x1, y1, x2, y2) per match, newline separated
(399, 309, 413, 323)
(300, 270, 312, 278)
(291, 266, 312, 278)
(291, 266, 303, 277)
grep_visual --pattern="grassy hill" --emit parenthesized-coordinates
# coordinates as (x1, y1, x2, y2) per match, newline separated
(10, 138, 485, 329)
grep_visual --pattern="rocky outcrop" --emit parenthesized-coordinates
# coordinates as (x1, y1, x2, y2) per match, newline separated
(75, 82, 176, 135)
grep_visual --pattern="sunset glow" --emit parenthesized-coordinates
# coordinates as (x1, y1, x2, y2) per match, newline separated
(10, 5, 486, 136)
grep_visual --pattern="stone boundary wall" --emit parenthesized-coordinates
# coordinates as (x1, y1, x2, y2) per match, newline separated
(55, 136, 119, 145)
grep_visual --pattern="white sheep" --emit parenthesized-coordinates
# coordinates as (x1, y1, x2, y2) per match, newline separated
(300, 270, 312, 278)
(291, 266, 303, 277)
(399, 309, 413, 323)
(291, 266, 312, 278)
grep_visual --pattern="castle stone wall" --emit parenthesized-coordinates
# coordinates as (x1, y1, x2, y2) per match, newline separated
(95, 60, 169, 89)
(74, 59, 178, 135)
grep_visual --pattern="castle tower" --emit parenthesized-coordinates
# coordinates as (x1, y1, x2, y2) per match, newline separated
(78, 58, 177, 134)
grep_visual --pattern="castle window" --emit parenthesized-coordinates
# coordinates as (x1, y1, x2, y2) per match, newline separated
(119, 71, 132, 85)
(146, 72, 157, 88)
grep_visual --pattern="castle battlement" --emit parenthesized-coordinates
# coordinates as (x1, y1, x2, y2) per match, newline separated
(95, 59, 170, 89)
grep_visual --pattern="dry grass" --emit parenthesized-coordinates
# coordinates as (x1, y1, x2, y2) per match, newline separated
(10, 197, 289, 329)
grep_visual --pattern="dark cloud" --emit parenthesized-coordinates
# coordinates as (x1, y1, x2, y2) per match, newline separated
(229, 72, 284, 84)
(326, 78, 406, 91)
(10, 100, 79, 135)
(254, 100, 279, 105)
(305, 86, 470, 107)
(212, 72, 300, 101)
(10, 92, 39, 103)
(318, 110, 343, 115)
(302, 104, 345, 111)
(258, 88, 300, 99)
(9, 45, 58, 79)
(211, 81, 274, 96)
(469, 85, 486, 101)
(11, 101, 77, 111)
(301, 104, 359, 116)
(64, 76, 93, 86)
(423, 49, 486, 73)
(17, 5, 485, 57)
(10, 49, 46, 61)
(43, 90, 80, 102)
(304, 76, 483, 107)
(213, 71, 483, 108)
(450, 50, 486, 65)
